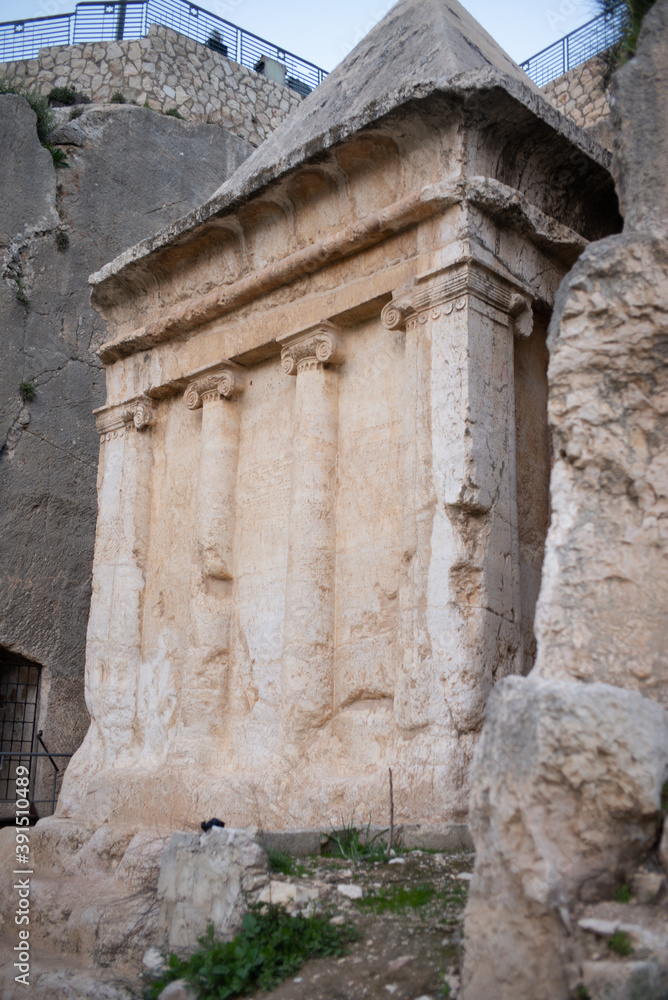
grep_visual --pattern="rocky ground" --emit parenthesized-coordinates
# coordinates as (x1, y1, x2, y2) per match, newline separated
(245, 848, 472, 1000)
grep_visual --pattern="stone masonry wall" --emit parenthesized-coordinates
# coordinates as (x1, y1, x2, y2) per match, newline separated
(542, 54, 611, 131)
(0, 23, 302, 147)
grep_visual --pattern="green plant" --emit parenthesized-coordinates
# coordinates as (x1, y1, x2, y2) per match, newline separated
(608, 930, 633, 956)
(439, 977, 451, 998)
(16, 280, 29, 307)
(358, 882, 435, 914)
(143, 99, 151, 108)
(164, 107, 184, 119)
(325, 819, 389, 863)
(47, 85, 77, 106)
(69, 106, 84, 120)
(143, 905, 359, 1000)
(596, 0, 656, 70)
(46, 145, 69, 169)
(0, 77, 54, 143)
(19, 381, 36, 402)
(55, 230, 69, 251)
(615, 884, 632, 903)
(575, 987, 591, 1000)
(110, 91, 126, 103)
(267, 849, 306, 877)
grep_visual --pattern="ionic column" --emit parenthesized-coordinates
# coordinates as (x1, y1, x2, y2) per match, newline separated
(181, 365, 243, 734)
(279, 323, 343, 741)
(82, 398, 155, 763)
(383, 263, 531, 733)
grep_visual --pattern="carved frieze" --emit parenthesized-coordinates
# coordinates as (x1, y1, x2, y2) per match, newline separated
(280, 323, 343, 376)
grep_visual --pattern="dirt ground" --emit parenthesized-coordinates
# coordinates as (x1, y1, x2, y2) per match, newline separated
(248, 848, 472, 1000)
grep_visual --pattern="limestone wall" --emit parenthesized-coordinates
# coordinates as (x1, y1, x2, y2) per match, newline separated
(0, 95, 253, 817)
(0, 23, 302, 147)
(542, 54, 611, 130)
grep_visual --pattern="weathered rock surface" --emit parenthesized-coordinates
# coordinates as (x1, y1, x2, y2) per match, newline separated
(0, 97, 252, 776)
(462, 4, 668, 996)
(462, 677, 668, 1000)
(532, 0, 668, 706)
(157, 827, 269, 952)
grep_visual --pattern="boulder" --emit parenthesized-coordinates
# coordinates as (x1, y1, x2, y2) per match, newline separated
(461, 676, 668, 1000)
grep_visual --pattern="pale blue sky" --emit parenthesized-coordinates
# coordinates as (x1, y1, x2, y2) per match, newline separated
(0, 0, 603, 71)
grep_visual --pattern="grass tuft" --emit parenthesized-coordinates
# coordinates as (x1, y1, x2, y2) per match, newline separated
(614, 884, 632, 904)
(110, 91, 126, 104)
(608, 930, 633, 956)
(267, 849, 306, 877)
(19, 381, 36, 402)
(324, 820, 389, 864)
(358, 882, 435, 914)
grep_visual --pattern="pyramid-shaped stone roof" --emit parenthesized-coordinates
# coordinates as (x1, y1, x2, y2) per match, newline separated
(92, 0, 611, 287)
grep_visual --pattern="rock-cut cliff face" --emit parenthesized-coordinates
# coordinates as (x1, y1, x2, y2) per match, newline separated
(0, 96, 253, 802)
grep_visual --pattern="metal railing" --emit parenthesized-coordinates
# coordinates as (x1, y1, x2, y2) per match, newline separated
(0, 0, 326, 94)
(521, 4, 626, 87)
(0, 736, 73, 819)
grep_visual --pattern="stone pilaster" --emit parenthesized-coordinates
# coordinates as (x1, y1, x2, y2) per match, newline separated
(84, 397, 156, 761)
(181, 365, 244, 734)
(383, 262, 532, 733)
(184, 365, 244, 580)
(279, 323, 343, 740)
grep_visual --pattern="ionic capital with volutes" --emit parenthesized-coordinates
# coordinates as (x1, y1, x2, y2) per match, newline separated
(280, 322, 343, 376)
(95, 396, 155, 439)
(184, 365, 244, 409)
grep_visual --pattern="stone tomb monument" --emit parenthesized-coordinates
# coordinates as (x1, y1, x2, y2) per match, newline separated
(55, 0, 619, 834)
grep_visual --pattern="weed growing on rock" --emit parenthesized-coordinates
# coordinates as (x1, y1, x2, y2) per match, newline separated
(19, 381, 36, 402)
(47, 85, 77, 106)
(16, 281, 29, 307)
(608, 930, 633, 956)
(46, 145, 69, 169)
(110, 91, 126, 103)
(69, 106, 84, 120)
(614, 884, 632, 903)
(143, 905, 359, 1000)
(165, 107, 185, 119)
(0, 77, 54, 142)
(267, 849, 306, 877)
(55, 230, 69, 251)
(325, 820, 388, 863)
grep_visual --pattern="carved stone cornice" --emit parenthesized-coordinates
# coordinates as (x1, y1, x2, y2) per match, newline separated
(381, 262, 533, 336)
(279, 322, 343, 376)
(95, 397, 155, 438)
(184, 366, 242, 409)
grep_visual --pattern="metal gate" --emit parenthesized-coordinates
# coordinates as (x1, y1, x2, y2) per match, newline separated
(0, 657, 41, 820)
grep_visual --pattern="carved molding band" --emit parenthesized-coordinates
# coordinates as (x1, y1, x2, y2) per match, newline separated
(184, 368, 240, 409)
(381, 263, 534, 333)
(280, 324, 342, 376)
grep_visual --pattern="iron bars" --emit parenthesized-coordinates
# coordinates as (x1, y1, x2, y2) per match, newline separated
(520, 4, 626, 87)
(0, 0, 326, 94)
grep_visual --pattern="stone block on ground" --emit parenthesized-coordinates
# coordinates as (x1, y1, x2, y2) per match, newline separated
(157, 827, 269, 952)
